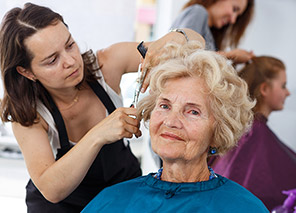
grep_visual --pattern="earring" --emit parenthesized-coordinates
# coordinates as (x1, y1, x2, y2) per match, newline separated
(209, 147, 217, 155)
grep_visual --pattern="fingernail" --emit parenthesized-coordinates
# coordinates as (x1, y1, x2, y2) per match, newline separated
(141, 88, 145, 93)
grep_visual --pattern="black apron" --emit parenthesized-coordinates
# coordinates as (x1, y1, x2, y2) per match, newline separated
(26, 80, 142, 212)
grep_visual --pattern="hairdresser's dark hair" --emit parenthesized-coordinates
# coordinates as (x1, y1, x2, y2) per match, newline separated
(238, 56, 285, 112)
(0, 3, 98, 126)
(183, 0, 254, 50)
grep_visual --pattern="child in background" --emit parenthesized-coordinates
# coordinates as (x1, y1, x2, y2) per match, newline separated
(211, 56, 296, 211)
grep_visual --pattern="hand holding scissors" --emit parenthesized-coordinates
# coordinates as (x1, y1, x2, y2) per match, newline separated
(130, 41, 147, 107)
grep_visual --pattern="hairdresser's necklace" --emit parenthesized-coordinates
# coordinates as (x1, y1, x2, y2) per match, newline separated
(153, 166, 217, 181)
(60, 90, 79, 111)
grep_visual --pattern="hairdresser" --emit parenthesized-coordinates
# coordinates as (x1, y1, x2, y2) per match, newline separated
(0, 3, 202, 212)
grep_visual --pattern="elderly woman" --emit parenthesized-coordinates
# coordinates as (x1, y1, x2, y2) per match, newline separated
(82, 41, 268, 212)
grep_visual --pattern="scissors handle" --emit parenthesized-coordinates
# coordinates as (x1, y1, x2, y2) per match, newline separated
(137, 41, 147, 59)
(130, 43, 147, 107)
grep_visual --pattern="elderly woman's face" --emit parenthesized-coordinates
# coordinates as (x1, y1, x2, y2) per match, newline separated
(149, 77, 215, 163)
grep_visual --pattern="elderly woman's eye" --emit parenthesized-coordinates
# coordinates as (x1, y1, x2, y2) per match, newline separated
(190, 110, 200, 115)
(160, 104, 169, 109)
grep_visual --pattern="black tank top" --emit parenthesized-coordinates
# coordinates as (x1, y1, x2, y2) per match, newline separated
(25, 80, 142, 213)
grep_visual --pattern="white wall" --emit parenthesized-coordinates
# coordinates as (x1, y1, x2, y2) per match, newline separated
(154, 0, 187, 39)
(0, 0, 137, 51)
(155, 0, 296, 152)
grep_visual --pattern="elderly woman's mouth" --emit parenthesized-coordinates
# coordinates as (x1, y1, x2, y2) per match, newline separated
(160, 132, 184, 141)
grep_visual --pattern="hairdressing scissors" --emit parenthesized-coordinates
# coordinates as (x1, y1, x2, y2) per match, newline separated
(130, 41, 147, 107)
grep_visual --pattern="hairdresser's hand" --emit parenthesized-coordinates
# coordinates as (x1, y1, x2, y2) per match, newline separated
(139, 42, 161, 94)
(140, 28, 205, 93)
(223, 49, 255, 64)
(90, 107, 141, 145)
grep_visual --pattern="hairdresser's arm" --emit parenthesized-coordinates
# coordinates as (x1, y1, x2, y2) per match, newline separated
(96, 42, 142, 94)
(219, 48, 255, 64)
(12, 108, 141, 203)
(97, 28, 205, 94)
(141, 28, 205, 92)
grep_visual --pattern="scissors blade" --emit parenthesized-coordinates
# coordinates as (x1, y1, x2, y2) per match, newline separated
(131, 64, 147, 107)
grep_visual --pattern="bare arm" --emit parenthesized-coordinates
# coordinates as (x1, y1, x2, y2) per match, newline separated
(97, 42, 142, 94)
(13, 107, 140, 203)
(141, 28, 205, 92)
(97, 28, 205, 94)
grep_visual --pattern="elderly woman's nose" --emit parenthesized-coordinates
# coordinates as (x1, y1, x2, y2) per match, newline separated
(163, 112, 183, 128)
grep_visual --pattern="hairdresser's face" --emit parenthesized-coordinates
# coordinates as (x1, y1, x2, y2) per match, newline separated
(207, 0, 248, 28)
(264, 70, 290, 112)
(149, 77, 215, 165)
(23, 21, 83, 91)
